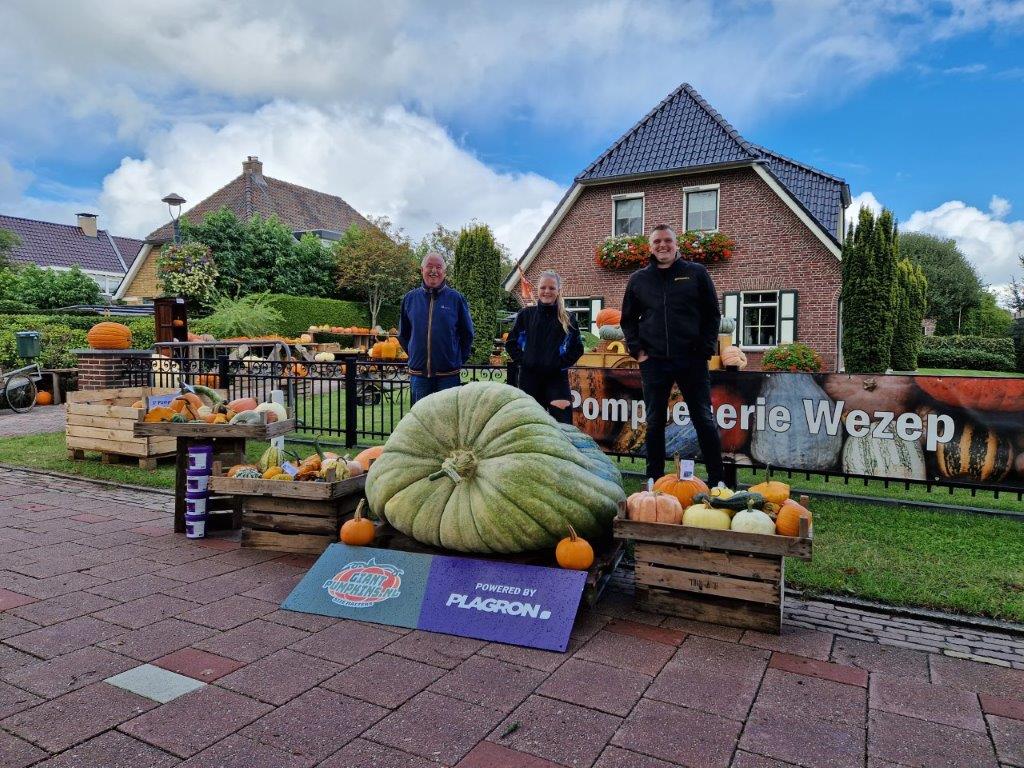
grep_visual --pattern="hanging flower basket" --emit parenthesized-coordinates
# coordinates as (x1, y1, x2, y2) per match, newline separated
(678, 231, 736, 264)
(594, 235, 650, 270)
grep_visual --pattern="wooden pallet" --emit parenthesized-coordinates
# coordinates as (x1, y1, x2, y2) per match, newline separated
(66, 386, 179, 468)
(209, 466, 366, 500)
(613, 497, 813, 633)
(373, 524, 625, 608)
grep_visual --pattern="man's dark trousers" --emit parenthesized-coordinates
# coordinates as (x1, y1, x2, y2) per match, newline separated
(640, 355, 724, 485)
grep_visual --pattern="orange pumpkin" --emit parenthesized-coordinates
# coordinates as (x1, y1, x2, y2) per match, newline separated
(595, 308, 622, 328)
(227, 397, 258, 412)
(35, 391, 53, 406)
(775, 498, 812, 537)
(626, 488, 683, 524)
(354, 445, 384, 471)
(340, 500, 376, 546)
(86, 321, 132, 350)
(193, 373, 220, 387)
(143, 406, 176, 423)
(653, 457, 709, 508)
(555, 525, 594, 570)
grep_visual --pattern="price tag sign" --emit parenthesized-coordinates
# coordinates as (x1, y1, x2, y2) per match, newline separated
(147, 394, 176, 410)
(678, 459, 695, 479)
(281, 461, 299, 477)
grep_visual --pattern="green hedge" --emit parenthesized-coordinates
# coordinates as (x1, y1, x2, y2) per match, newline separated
(264, 294, 398, 337)
(1012, 319, 1024, 373)
(922, 334, 1016, 358)
(917, 346, 1016, 372)
(0, 315, 155, 370)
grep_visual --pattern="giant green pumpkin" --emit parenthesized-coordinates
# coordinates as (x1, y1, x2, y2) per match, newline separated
(558, 423, 623, 487)
(366, 382, 625, 553)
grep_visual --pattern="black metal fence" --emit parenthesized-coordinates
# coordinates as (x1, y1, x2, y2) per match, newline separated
(116, 343, 1024, 502)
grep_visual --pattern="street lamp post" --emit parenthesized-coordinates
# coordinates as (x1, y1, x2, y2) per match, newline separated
(161, 193, 186, 245)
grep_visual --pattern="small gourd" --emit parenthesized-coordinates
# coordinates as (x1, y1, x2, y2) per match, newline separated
(776, 498, 812, 537)
(626, 481, 683, 524)
(233, 468, 263, 480)
(340, 500, 376, 546)
(748, 480, 790, 505)
(227, 464, 259, 478)
(143, 406, 176, 423)
(730, 501, 777, 535)
(555, 525, 594, 570)
(682, 501, 731, 530)
(598, 325, 625, 341)
(721, 345, 747, 369)
(262, 466, 284, 480)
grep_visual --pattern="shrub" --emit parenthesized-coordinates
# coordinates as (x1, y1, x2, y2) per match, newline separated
(917, 347, 1015, 372)
(762, 343, 823, 373)
(922, 335, 1016, 358)
(37, 325, 89, 369)
(265, 293, 397, 337)
(272, 233, 336, 298)
(157, 241, 219, 310)
(8, 264, 102, 309)
(203, 293, 285, 339)
(0, 299, 34, 313)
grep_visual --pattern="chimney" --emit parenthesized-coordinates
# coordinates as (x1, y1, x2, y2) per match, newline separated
(242, 155, 263, 176)
(77, 213, 98, 238)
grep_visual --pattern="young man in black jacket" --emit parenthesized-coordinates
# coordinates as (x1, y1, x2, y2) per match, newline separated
(620, 224, 724, 485)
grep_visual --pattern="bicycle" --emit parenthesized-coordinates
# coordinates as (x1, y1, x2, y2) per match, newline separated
(0, 363, 42, 413)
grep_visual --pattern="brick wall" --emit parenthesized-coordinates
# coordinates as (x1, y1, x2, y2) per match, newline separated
(523, 167, 842, 371)
(75, 352, 129, 390)
(121, 245, 161, 302)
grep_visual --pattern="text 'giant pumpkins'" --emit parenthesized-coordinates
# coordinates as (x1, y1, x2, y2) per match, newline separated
(365, 382, 625, 553)
(87, 321, 132, 350)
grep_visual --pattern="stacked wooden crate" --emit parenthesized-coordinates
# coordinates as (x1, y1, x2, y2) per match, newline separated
(66, 386, 178, 468)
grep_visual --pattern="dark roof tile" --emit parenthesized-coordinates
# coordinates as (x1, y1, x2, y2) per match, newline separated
(0, 214, 136, 273)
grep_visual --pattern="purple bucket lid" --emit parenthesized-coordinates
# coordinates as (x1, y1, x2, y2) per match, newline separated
(185, 468, 212, 477)
(184, 512, 208, 522)
(188, 444, 213, 455)
(185, 490, 209, 500)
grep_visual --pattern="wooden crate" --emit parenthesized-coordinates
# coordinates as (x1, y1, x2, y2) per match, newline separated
(66, 386, 179, 468)
(613, 498, 813, 633)
(576, 352, 638, 369)
(133, 414, 296, 440)
(241, 493, 363, 555)
(209, 466, 365, 501)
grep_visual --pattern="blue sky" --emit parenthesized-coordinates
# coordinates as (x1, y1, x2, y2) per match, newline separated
(1, 1, 1022, 288)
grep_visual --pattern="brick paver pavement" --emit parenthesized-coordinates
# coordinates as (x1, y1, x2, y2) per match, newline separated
(0, 467, 1020, 767)
(0, 405, 65, 437)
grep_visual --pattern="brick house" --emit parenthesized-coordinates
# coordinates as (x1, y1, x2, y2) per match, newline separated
(506, 83, 851, 371)
(116, 156, 373, 302)
(0, 212, 144, 297)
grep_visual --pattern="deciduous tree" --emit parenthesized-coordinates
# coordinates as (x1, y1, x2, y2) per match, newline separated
(900, 232, 983, 334)
(334, 224, 419, 330)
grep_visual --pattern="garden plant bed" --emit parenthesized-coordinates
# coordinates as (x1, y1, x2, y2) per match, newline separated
(372, 523, 626, 608)
(66, 386, 178, 469)
(614, 497, 813, 633)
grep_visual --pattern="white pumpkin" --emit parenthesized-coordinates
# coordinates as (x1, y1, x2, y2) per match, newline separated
(254, 402, 288, 422)
(842, 429, 926, 480)
(314, 351, 336, 362)
(730, 508, 776, 535)
(682, 502, 731, 530)
(750, 374, 843, 471)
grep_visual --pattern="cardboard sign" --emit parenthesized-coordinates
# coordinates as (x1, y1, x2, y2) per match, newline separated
(146, 394, 177, 409)
(282, 544, 586, 652)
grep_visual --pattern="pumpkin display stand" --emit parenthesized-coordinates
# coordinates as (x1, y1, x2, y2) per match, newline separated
(66, 387, 179, 469)
(371, 523, 626, 608)
(209, 463, 366, 555)
(133, 405, 297, 535)
(613, 497, 813, 633)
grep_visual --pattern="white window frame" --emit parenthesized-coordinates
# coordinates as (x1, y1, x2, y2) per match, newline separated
(564, 296, 602, 335)
(682, 183, 720, 232)
(739, 290, 780, 350)
(611, 193, 645, 237)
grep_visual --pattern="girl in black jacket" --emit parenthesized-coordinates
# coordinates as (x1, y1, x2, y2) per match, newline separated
(506, 270, 584, 424)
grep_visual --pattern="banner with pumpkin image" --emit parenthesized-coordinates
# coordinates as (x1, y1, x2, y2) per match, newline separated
(567, 369, 1024, 489)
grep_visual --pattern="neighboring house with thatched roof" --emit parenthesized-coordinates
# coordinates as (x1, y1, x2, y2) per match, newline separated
(116, 156, 373, 302)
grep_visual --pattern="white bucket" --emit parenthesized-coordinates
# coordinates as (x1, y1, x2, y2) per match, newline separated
(187, 444, 213, 472)
(185, 517, 206, 539)
(185, 474, 209, 494)
(185, 494, 207, 517)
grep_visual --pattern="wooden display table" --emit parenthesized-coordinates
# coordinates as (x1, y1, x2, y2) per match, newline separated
(614, 498, 813, 633)
(133, 417, 296, 534)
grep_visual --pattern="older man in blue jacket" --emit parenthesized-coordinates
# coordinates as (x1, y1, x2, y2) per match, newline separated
(399, 251, 475, 404)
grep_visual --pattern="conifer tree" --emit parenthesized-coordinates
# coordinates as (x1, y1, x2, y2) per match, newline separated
(890, 258, 928, 371)
(451, 224, 501, 364)
(841, 207, 899, 372)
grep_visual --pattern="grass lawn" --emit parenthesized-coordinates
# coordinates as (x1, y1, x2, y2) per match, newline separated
(1, 431, 1022, 622)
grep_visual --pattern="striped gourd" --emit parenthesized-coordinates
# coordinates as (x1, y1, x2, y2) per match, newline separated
(935, 422, 1013, 482)
(841, 431, 926, 480)
(366, 382, 625, 553)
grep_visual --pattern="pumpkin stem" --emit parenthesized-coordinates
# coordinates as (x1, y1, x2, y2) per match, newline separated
(566, 524, 578, 542)
(354, 499, 366, 521)
(646, 477, 654, 492)
(428, 449, 477, 484)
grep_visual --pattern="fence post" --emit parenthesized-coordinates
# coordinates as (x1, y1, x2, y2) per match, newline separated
(506, 360, 518, 389)
(344, 354, 358, 449)
(217, 354, 230, 393)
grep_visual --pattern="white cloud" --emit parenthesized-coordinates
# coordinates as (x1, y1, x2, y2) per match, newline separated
(98, 101, 563, 257)
(845, 191, 883, 225)
(904, 198, 1024, 285)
